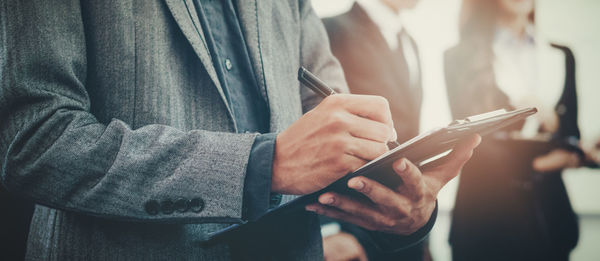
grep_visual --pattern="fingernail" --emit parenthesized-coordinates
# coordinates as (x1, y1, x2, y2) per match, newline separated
(349, 179, 364, 190)
(396, 159, 407, 172)
(319, 195, 335, 205)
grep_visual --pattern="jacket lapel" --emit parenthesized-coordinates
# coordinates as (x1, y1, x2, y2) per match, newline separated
(235, 0, 301, 133)
(236, 0, 293, 132)
(164, 0, 233, 119)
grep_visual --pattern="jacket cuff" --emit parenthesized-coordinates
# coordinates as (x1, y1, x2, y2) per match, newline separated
(242, 133, 277, 221)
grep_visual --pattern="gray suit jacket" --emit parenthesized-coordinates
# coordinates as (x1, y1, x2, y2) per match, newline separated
(0, 0, 347, 259)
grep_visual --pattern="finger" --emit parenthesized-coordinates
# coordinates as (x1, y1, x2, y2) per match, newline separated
(345, 136, 389, 161)
(533, 150, 579, 172)
(336, 94, 393, 128)
(323, 233, 365, 261)
(347, 176, 411, 210)
(334, 154, 368, 174)
(392, 158, 424, 192)
(532, 154, 564, 172)
(359, 252, 368, 261)
(347, 113, 394, 143)
(305, 204, 378, 231)
(423, 134, 481, 182)
(317, 192, 397, 221)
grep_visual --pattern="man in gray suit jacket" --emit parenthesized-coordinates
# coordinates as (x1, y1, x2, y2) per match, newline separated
(0, 0, 480, 260)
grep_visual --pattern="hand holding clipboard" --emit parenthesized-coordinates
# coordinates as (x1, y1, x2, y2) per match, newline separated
(206, 68, 536, 241)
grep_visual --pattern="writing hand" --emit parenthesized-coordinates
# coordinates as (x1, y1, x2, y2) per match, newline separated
(271, 94, 396, 195)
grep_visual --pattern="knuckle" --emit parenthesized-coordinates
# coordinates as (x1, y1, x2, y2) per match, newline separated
(395, 204, 411, 217)
(406, 226, 419, 234)
(379, 100, 392, 116)
(346, 159, 363, 173)
(333, 157, 349, 174)
(374, 97, 391, 114)
(408, 220, 425, 234)
(374, 95, 389, 108)
(332, 137, 350, 153)
(380, 217, 397, 228)
(386, 126, 395, 139)
(351, 159, 365, 172)
(376, 143, 389, 155)
(412, 184, 427, 200)
(332, 156, 355, 174)
(376, 125, 392, 142)
(325, 94, 345, 107)
(323, 95, 338, 106)
(327, 112, 350, 130)
(413, 191, 425, 203)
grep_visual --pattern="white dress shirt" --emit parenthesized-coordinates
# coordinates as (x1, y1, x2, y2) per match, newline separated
(493, 25, 565, 137)
(357, 0, 420, 88)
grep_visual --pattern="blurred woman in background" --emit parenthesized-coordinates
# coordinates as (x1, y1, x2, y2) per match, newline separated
(444, 0, 585, 260)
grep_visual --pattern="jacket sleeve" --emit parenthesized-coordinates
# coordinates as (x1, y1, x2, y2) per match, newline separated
(551, 44, 580, 139)
(0, 0, 254, 224)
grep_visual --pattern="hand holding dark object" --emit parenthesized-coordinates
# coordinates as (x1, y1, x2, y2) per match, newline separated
(272, 94, 397, 195)
(533, 149, 581, 172)
(589, 138, 600, 166)
(533, 136, 600, 171)
(322, 232, 368, 261)
(306, 135, 481, 235)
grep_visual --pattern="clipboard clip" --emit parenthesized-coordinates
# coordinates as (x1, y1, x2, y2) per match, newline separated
(450, 109, 508, 126)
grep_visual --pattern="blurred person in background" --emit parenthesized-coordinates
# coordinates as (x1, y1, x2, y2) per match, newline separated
(321, 0, 429, 260)
(444, 0, 591, 260)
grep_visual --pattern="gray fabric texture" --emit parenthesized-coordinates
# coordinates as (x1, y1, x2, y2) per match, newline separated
(0, 0, 347, 259)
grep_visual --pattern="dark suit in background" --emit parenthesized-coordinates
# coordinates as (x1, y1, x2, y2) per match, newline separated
(323, 3, 422, 144)
(445, 42, 580, 261)
(322, 3, 425, 260)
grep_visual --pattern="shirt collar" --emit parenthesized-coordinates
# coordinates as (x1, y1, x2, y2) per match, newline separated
(357, 0, 404, 50)
(494, 23, 536, 48)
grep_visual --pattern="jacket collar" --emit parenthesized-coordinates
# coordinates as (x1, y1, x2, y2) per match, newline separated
(356, 0, 404, 50)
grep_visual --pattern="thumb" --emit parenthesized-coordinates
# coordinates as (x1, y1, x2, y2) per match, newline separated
(423, 134, 481, 183)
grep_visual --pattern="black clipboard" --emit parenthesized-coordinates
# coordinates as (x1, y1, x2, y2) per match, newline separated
(207, 107, 538, 241)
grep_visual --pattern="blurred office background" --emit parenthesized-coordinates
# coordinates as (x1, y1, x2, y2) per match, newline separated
(312, 0, 600, 260)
